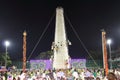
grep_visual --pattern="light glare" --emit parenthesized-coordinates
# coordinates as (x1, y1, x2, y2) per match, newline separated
(4, 41, 10, 47)
(107, 39, 112, 44)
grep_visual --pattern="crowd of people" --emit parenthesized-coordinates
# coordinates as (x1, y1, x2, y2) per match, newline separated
(0, 67, 120, 80)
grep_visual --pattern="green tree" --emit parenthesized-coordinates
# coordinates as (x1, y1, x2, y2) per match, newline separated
(0, 53, 12, 67)
(35, 50, 53, 59)
(0, 54, 5, 65)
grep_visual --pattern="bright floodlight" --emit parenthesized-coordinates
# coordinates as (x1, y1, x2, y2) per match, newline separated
(4, 41, 10, 47)
(107, 39, 112, 44)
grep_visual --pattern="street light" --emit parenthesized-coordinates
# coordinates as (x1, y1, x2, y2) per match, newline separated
(4, 40, 10, 67)
(107, 39, 112, 69)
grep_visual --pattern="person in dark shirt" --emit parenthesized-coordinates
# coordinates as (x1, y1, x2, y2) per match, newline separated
(107, 72, 117, 80)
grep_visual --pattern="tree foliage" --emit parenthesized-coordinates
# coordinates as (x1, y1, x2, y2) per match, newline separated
(35, 50, 53, 59)
(0, 53, 12, 67)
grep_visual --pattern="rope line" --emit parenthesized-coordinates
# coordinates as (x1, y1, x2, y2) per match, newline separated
(65, 14, 99, 67)
(27, 12, 55, 61)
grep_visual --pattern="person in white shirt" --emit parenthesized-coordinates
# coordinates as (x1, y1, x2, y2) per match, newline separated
(72, 69, 79, 79)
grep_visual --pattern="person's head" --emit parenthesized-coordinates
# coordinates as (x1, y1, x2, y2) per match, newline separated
(107, 72, 117, 80)
(96, 77, 100, 80)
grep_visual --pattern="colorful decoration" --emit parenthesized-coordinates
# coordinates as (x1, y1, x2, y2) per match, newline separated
(23, 31, 27, 72)
(102, 30, 108, 76)
(30, 59, 86, 69)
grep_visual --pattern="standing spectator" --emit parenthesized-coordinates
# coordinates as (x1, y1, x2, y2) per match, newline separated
(107, 72, 117, 80)
(72, 69, 79, 80)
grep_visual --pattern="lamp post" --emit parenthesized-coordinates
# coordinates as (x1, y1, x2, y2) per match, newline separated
(107, 39, 112, 69)
(4, 40, 10, 67)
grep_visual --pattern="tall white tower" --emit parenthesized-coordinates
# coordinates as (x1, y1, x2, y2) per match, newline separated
(52, 7, 71, 69)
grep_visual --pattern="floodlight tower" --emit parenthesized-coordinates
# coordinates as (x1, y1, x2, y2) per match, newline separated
(107, 39, 112, 69)
(4, 40, 10, 67)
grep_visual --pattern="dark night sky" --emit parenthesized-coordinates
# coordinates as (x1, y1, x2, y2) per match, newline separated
(0, 0, 120, 60)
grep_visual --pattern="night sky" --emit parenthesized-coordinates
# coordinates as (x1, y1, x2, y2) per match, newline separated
(0, 0, 120, 60)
